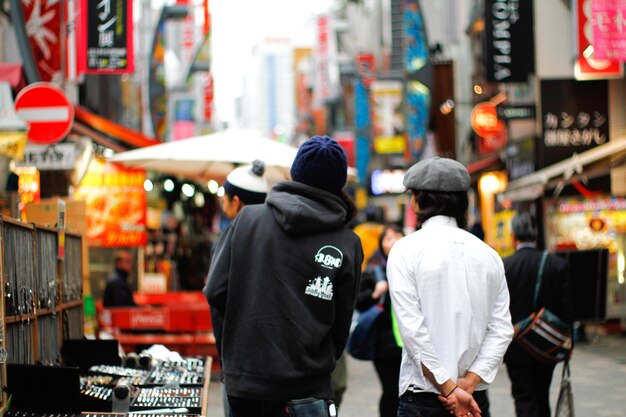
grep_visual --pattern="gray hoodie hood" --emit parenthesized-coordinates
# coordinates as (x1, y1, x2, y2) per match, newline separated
(266, 181, 347, 234)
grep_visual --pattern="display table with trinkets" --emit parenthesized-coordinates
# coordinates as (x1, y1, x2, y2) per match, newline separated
(7, 348, 212, 416)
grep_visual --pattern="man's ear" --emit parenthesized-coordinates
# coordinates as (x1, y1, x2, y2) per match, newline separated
(232, 195, 245, 213)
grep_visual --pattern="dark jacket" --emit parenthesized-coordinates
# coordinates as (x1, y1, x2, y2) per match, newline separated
(102, 269, 136, 307)
(204, 181, 363, 401)
(503, 246, 573, 364)
(355, 251, 401, 360)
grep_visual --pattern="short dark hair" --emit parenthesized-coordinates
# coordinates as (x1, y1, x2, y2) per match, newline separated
(411, 190, 468, 229)
(378, 223, 404, 253)
(511, 212, 537, 242)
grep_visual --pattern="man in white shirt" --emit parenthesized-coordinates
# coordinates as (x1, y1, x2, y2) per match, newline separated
(387, 157, 513, 417)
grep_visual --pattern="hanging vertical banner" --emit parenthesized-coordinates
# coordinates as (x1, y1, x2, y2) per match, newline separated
(483, 0, 535, 82)
(172, 96, 196, 141)
(149, 9, 168, 140)
(371, 80, 406, 155)
(177, 0, 197, 76)
(204, 73, 214, 123)
(404, 0, 428, 74)
(591, 0, 626, 61)
(406, 81, 430, 161)
(355, 53, 376, 88)
(314, 14, 340, 106)
(74, 158, 147, 247)
(354, 78, 370, 186)
(334, 131, 356, 168)
(185, 29, 212, 124)
(21, 0, 62, 81)
(66, 0, 79, 81)
(575, 0, 623, 79)
(77, 0, 134, 74)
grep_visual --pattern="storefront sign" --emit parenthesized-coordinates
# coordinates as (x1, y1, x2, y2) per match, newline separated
(575, 0, 623, 80)
(406, 81, 430, 161)
(149, 9, 168, 140)
(21, 0, 61, 81)
(19, 143, 76, 170)
(354, 78, 370, 185)
(370, 169, 406, 195)
(78, 0, 134, 73)
(404, 0, 428, 74)
(17, 167, 40, 209)
(74, 158, 147, 247)
(204, 73, 213, 123)
(478, 128, 507, 155)
(484, 0, 535, 82)
(551, 197, 626, 251)
(0, 132, 27, 160)
(371, 80, 405, 155)
(557, 197, 626, 214)
(497, 105, 536, 120)
(334, 131, 355, 168)
(504, 136, 535, 181)
(591, 0, 626, 61)
(355, 54, 376, 87)
(314, 14, 340, 105)
(540, 79, 609, 168)
(491, 210, 516, 258)
(471, 102, 503, 138)
(172, 96, 195, 141)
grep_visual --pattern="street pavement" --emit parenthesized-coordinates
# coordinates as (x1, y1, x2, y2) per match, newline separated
(207, 333, 626, 416)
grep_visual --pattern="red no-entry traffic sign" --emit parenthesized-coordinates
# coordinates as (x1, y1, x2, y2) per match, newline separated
(15, 83, 74, 145)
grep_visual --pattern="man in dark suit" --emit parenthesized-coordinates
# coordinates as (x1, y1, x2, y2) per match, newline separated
(503, 212, 573, 417)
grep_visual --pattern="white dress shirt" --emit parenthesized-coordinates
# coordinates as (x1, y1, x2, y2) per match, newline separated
(387, 215, 513, 396)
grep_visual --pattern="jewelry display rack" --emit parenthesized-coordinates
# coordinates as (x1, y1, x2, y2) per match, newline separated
(1, 216, 84, 414)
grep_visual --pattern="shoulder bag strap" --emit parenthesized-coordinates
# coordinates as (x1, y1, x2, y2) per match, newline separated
(373, 264, 385, 282)
(373, 264, 386, 306)
(533, 250, 549, 310)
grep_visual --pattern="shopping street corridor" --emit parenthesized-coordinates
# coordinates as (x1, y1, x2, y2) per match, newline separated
(207, 333, 626, 416)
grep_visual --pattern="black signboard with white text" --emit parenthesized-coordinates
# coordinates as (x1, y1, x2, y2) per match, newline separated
(84, 0, 134, 73)
(539, 79, 609, 169)
(484, 0, 535, 82)
(504, 136, 535, 181)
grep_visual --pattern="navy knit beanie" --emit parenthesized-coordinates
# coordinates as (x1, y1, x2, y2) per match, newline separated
(290, 136, 348, 195)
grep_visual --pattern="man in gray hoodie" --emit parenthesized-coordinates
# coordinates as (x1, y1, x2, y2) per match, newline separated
(204, 136, 363, 417)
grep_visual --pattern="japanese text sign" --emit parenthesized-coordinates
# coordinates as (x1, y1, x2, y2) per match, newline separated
(78, 0, 134, 73)
(17, 143, 77, 171)
(592, 0, 626, 61)
(575, 0, 623, 79)
(539, 79, 609, 168)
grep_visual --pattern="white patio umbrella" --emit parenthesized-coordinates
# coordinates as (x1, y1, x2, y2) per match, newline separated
(109, 129, 299, 182)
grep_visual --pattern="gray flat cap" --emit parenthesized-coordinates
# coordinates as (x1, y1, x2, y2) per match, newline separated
(403, 157, 470, 192)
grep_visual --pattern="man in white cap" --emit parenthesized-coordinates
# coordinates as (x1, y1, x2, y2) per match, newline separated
(387, 157, 513, 417)
(209, 159, 268, 417)
(220, 159, 268, 220)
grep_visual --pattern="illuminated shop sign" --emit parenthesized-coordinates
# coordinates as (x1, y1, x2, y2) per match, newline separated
(370, 169, 406, 196)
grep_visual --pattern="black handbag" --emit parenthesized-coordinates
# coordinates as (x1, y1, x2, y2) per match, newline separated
(514, 251, 573, 364)
(555, 360, 575, 417)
